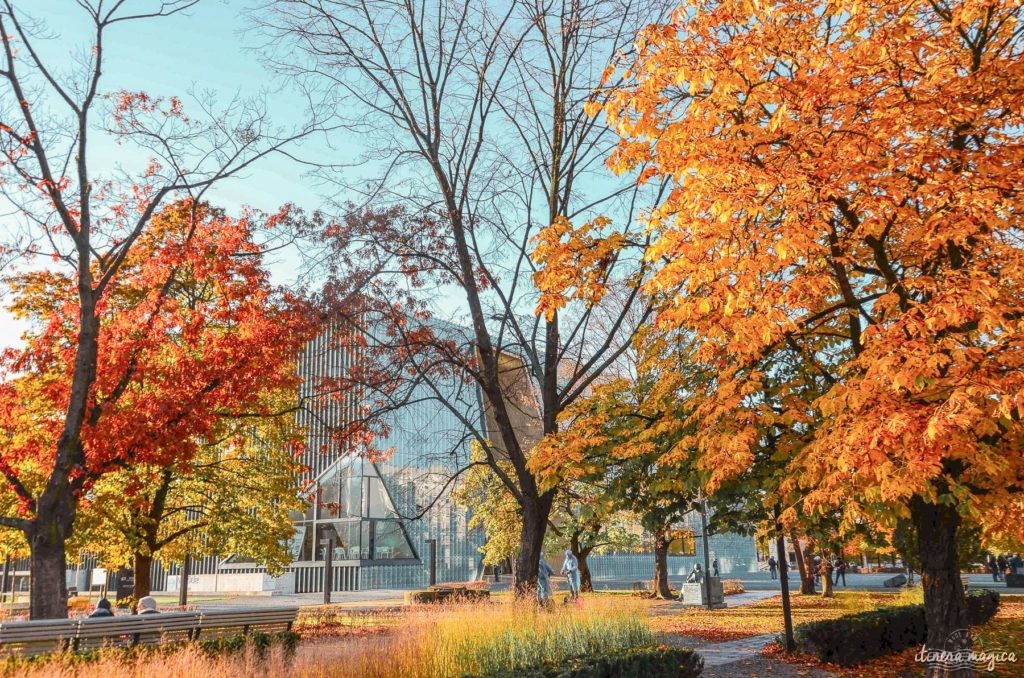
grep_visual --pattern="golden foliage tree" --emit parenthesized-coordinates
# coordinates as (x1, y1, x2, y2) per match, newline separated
(552, 0, 1024, 663)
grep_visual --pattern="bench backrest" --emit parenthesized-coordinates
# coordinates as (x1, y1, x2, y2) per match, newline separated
(195, 607, 298, 639)
(0, 607, 297, 656)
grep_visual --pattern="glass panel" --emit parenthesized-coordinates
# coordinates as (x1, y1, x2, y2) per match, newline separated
(360, 521, 372, 560)
(373, 520, 416, 559)
(287, 524, 307, 561)
(303, 522, 317, 560)
(365, 477, 395, 519)
(329, 520, 362, 560)
(319, 474, 341, 519)
(340, 474, 362, 518)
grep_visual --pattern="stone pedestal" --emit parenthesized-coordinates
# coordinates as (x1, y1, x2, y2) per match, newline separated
(679, 576, 727, 608)
(1006, 573, 1024, 588)
(883, 573, 908, 588)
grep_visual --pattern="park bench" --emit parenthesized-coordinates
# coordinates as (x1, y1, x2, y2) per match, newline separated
(0, 606, 298, 657)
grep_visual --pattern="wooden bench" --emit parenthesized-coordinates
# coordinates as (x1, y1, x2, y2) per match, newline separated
(194, 607, 299, 639)
(0, 607, 298, 657)
(0, 619, 77, 656)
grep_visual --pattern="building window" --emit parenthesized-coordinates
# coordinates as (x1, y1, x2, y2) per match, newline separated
(306, 456, 417, 561)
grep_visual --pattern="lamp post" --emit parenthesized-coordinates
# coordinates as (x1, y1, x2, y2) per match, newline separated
(321, 530, 337, 605)
(774, 503, 795, 651)
(699, 492, 713, 611)
(425, 538, 437, 586)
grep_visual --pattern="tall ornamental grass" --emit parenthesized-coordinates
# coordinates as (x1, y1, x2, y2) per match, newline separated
(298, 597, 652, 678)
(2, 597, 652, 678)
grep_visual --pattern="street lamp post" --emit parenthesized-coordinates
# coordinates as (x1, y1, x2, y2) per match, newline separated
(425, 539, 437, 586)
(699, 492, 713, 611)
(317, 524, 337, 606)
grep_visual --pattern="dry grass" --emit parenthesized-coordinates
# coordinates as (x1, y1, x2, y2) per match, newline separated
(294, 597, 651, 678)
(4, 596, 653, 678)
(3, 645, 296, 678)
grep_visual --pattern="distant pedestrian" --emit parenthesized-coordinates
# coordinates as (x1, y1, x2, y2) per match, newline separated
(989, 554, 1000, 582)
(537, 558, 555, 605)
(561, 549, 580, 601)
(712, 557, 720, 578)
(834, 559, 847, 587)
(813, 556, 821, 586)
(998, 555, 1008, 580)
(89, 598, 114, 618)
(768, 556, 778, 580)
(137, 596, 159, 615)
(1011, 554, 1023, 575)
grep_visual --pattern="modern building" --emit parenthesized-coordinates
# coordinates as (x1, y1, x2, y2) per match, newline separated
(34, 322, 757, 596)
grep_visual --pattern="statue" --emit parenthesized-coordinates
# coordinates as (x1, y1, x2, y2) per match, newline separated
(685, 563, 704, 584)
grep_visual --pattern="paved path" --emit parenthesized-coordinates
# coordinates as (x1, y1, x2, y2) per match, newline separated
(698, 633, 777, 667)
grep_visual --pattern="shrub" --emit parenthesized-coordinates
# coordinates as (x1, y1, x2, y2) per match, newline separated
(463, 645, 703, 678)
(793, 589, 1001, 666)
(406, 587, 491, 604)
(722, 579, 745, 595)
(197, 631, 299, 658)
(966, 589, 999, 625)
(793, 605, 926, 666)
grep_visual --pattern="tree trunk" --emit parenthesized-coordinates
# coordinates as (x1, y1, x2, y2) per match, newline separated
(133, 552, 154, 601)
(791, 535, 816, 595)
(652, 528, 673, 599)
(571, 536, 594, 593)
(913, 498, 973, 678)
(821, 557, 834, 598)
(27, 513, 71, 620)
(513, 493, 554, 596)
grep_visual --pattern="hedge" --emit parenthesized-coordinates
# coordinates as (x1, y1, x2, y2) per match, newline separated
(463, 645, 703, 677)
(792, 589, 1000, 666)
(405, 586, 490, 604)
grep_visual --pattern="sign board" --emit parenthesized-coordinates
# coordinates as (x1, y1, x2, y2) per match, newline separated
(90, 568, 107, 587)
(115, 568, 135, 601)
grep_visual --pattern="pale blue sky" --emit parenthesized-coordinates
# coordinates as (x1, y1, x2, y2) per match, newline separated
(1, 0, 333, 347)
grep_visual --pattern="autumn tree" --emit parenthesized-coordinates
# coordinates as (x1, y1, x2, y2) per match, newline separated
(587, 0, 1024, 666)
(257, 0, 670, 592)
(453, 442, 636, 590)
(0, 194, 316, 617)
(74, 391, 307, 600)
(530, 324, 706, 599)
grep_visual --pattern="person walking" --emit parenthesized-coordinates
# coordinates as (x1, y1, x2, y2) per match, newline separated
(537, 558, 555, 606)
(712, 557, 720, 578)
(768, 556, 778, 580)
(989, 554, 1000, 582)
(1011, 553, 1023, 575)
(998, 554, 1008, 581)
(834, 559, 847, 587)
(561, 549, 581, 601)
(88, 598, 114, 618)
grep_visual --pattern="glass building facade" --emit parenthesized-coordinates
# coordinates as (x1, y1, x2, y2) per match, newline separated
(288, 323, 486, 591)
